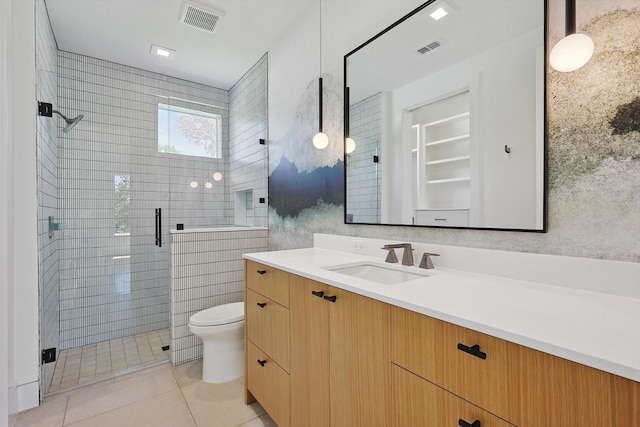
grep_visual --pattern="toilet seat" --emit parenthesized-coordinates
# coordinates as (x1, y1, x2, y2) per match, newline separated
(189, 302, 244, 327)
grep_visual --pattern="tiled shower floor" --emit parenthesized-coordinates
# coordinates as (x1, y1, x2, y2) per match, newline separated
(48, 328, 171, 393)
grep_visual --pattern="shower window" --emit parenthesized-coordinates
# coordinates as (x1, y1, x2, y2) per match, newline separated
(157, 103, 222, 158)
(114, 175, 130, 235)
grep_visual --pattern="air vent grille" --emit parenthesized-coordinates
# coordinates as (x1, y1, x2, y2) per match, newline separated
(417, 41, 441, 54)
(180, 1, 224, 33)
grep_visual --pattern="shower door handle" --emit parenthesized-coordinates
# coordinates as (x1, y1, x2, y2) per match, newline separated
(155, 208, 162, 247)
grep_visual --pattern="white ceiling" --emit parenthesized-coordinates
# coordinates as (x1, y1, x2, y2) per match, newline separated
(45, 0, 313, 89)
(348, 0, 545, 103)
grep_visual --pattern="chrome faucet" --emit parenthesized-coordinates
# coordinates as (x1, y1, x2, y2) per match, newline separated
(382, 243, 414, 266)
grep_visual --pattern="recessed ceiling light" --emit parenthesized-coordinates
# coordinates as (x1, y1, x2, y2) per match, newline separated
(430, 7, 448, 20)
(150, 44, 176, 59)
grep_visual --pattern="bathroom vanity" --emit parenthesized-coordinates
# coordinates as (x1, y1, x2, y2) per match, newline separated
(243, 236, 640, 427)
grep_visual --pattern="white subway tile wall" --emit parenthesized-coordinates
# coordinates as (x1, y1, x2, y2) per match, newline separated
(36, 0, 61, 395)
(229, 54, 269, 227)
(347, 93, 382, 223)
(170, 229, 268, 364)
(56, 50, 232, 350)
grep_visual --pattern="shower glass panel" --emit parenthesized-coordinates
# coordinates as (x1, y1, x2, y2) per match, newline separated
(163, 97, 231, 232)
(54, 78, 170, 354)
(37, 68, 61, 396)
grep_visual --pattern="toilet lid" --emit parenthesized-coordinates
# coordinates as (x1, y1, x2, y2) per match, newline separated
(189, 302, 244, 326)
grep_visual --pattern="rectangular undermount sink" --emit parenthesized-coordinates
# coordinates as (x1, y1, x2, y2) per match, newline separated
(324, 261, 430, 285)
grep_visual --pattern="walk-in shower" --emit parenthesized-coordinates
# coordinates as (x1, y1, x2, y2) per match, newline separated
(35, 46, 268, 395)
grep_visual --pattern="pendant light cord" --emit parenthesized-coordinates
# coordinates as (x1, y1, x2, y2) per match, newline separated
(318, 0, 323, 133)
(319, 0, 322, 78)
(566, 0, 576, 35)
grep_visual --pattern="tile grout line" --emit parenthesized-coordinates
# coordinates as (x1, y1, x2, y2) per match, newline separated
(63, 389, 181, 427)
(171, 368, 200, 427)
(61, 395, 70, 427)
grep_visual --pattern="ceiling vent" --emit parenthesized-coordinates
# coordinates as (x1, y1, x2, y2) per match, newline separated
(417, 41, 441, 54)
(179, 1, 224, 33)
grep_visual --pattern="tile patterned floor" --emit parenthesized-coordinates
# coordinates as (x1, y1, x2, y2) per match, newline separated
(49, 329, 171, 393)
(17, 359, 277, 427)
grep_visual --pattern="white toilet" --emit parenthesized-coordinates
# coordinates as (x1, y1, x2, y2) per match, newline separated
(188, 302, 244, 384)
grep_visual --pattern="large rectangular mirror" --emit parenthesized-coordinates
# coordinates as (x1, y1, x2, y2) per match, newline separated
(344, 0, 547, 231)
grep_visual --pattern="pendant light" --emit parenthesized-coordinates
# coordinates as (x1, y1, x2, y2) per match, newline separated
(344, 87, 356, 154)
(345, 137, 356, 154)
(312, 0, 329, 149)
(550, 0, 594, 72)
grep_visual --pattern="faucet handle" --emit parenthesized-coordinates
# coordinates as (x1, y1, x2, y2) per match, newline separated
(382, 248, 399, 263)
(419, 252, 440, 269)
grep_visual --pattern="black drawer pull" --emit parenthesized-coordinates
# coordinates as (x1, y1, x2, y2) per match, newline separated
(323, 295, 337, 303)
(257, 359, 267, 367)
(457, 343, 487, 360)
(458, 419, 481, 427)
(256, 270, 267, 275)
(257, 302, 266, 308)
(311, 290, 325, 298)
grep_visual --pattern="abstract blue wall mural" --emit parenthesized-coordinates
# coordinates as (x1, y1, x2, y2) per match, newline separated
(269, 156, 343, 218)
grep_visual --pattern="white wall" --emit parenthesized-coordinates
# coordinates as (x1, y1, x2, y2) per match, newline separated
(1, 0, 15, 423)
(9, 0, 40, 414)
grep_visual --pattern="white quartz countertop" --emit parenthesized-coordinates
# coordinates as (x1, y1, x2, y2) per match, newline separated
(244, 247, 640, 383)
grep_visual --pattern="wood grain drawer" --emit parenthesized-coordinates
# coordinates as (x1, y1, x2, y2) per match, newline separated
(438, 320, 519, 423)
(245, 260, 290, 307)
(392, 364, 515, 427)
(246, 288, 290, 372)
(391, 305, 438, 382)
(518, 345, 640, 427)
(391, 307, 519, 423)
(247, 341, 291, 427)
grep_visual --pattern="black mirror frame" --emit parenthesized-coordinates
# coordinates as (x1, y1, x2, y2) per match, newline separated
(343, 0, 548, 233)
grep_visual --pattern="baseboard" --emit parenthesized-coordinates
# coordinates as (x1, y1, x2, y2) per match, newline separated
(16, 378, 39, 412)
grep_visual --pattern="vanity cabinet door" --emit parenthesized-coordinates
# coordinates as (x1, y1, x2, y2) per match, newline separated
(290, 275, 331, 427)
(246, 289, 290, 372)
(290, 275, 390, 427)
(329, 286, 390, 427)
(392, 365, 515, 427)
(245, 260, 290, 307)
